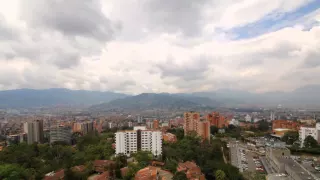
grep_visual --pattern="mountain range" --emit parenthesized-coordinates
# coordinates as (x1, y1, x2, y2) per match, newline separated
(0, 88, 127, 108)
(0, 85, 320, 109)
(89, 93, 219, 111)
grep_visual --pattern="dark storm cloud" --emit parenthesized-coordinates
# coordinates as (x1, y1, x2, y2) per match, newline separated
(144, 0, 209, 36)
(156, 56, 210, 81)
(20, 0, 120, 41)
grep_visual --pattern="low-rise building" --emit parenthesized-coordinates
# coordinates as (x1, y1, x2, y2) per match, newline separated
(177, 161, 205, 180)
(163, 133, 177, 143)
(93, 160, 116, 173)
(135, 166, 173, 180)
(266, 147, 316, 180)
(272, 120, 300, 133)
(44, 169, 64, 180)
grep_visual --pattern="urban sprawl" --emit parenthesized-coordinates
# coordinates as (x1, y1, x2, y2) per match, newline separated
(1, 109, 320, 180)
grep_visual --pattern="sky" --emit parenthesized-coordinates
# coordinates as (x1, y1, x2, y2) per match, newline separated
(0, 0, 319, 94)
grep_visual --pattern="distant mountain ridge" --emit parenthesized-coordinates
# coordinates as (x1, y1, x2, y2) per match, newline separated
(0, 85, 320, 109)
(89, 93, 219, 111)
(192, 84, 320, 108)
(0, 88, 127, 108)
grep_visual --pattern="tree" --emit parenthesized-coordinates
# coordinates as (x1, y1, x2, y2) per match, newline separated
(0, 164, 27, 180)
(282, 131, 299, 145)
(173, 171, 188, 180)
(258, 121, 269, 132)
(132, 151, 152, 167)
(164, 158, 178, 173)
(304, 135, 318, 148)
(210, 126, 219, 135)
(167, 128, 184, 140)
(215, 170, 226, 180)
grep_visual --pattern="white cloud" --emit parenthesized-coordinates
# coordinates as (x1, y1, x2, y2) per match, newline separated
(0, 0, 319, 94)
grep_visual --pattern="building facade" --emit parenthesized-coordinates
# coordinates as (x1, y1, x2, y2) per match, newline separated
(23, 120, 44, 144)
(206, 112, 229, 128)
(272, 120, 300, 133)
(50, 126, 72, 144)
(115, 130, 162, 156)
(184, 112, 200, 135)
(153, 120, 159, 129)
(299, 123, 320, 147)
(184, 112, 211, 142)
(196, 121, 211, 141)
(72, 121, 94, 135)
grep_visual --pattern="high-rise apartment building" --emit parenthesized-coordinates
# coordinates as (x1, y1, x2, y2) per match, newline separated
(50, 126, 72, 144)
(146, 120, 153, 129)
(184, 112, 200, 135)
(72, 121, 94, 135)
(115, 130, 162, 156)
(23, 120, 44, 144)
(206, 112, 229, 128)
(184, 112, 211, 142)
(153, 120, 159, 129)
(196, 121, 211, 142)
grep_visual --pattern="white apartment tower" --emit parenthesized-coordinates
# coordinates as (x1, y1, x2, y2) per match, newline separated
(299, 123, 320, 147)
(115, 130, 162, 156)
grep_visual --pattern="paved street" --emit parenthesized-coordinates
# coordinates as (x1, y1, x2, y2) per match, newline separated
(246, 151, 256, 171)
(301, 161, 320, 179)
(260, 156, 275, 174)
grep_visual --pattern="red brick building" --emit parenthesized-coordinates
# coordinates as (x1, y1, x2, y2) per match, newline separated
(184, 112, 210, 142)
(272, 120, 300, 132)
(163, 133, 177, 143)
(153, 120, 160, 130)
(177, 161, 205, 180)
(206, 112, 229, 128)
(93, 160, 116, 173)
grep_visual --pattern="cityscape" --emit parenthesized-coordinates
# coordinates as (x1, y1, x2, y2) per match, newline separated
(0, 0, 320, 180)
(1, 106, 320, 180)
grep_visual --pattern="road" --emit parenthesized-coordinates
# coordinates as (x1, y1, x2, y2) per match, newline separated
(246, 151, 256, 172)
(260, 156, 275, 174)
(301, 161, 320, 179)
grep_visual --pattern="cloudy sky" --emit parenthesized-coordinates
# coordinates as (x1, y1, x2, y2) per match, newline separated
(0, 0, 319, 94)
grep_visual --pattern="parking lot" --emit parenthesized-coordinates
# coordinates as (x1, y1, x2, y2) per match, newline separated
(229, 141, 265, 173)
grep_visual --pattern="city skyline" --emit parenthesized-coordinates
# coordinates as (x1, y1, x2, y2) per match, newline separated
(0, 1, 319, 94)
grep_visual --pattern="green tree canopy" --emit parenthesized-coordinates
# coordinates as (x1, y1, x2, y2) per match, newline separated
(281, 131, 299, 145)
(173, 171, 188, 180)
(257, 121, 270, 132)
(0, 164, 27, 180)
(304, 135, 318, 148)
(210, 126, 219, 135)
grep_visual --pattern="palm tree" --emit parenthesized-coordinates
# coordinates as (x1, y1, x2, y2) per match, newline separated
(215, 170, 226, 180)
